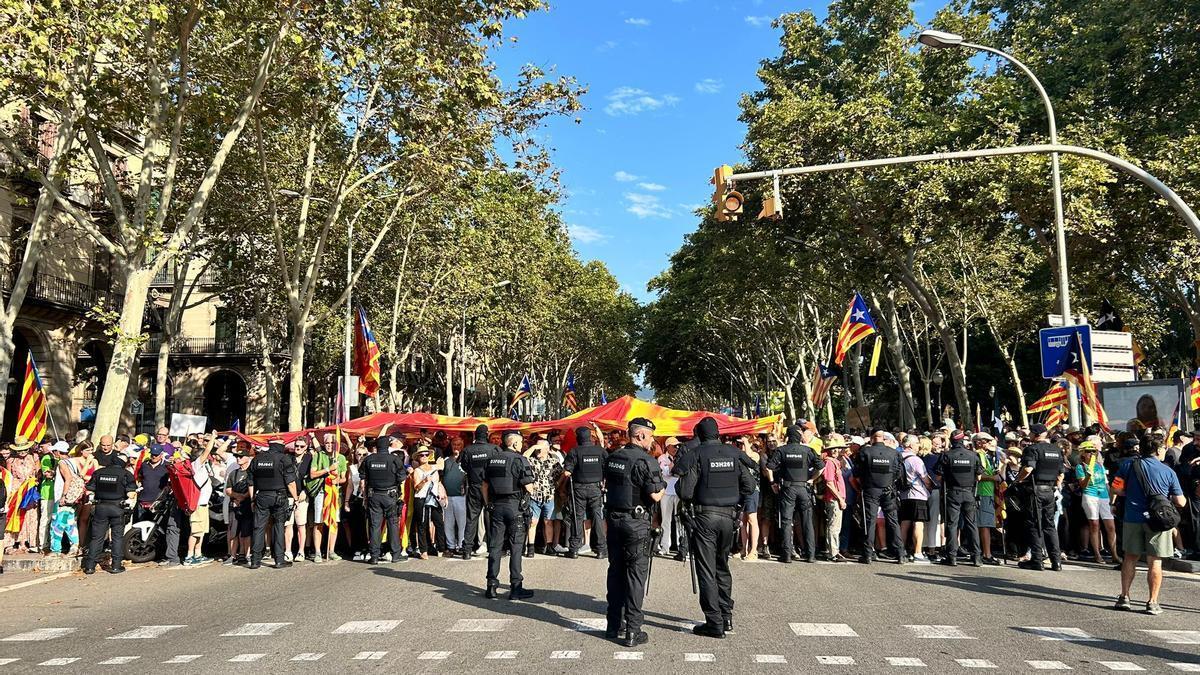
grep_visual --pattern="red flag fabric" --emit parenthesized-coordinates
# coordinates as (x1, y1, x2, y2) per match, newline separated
(353, 306, 381, 398)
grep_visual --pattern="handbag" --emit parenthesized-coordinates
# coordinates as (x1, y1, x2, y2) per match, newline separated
(1133, 458, 1181, 533)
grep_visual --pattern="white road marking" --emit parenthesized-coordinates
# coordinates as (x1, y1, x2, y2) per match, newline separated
(332, 620, 401, 634)
(887, 657, 927, 667)
(564, 618, 607, 632)
(228, 654, 265, 662)
(1099, 663, 1144, 672)
(551, 650, 581, 659)
(790, 622, 859, 637)
(1020, 627, 1099, 642)
(816, 656, 855, 665)
(449, 618, 510, 632)
(956, 659, 998, 668)
(486, 651, 518, 659)
(1142, 630, 1200, 645)
(221, 622, 292, 636)
(1, 628, 76, 642)
(109, 625, 186, 639)
(0, 659, 18, 666)
(1167, 665, 1200, 672)
(99, 657, 142, 665)
(1027, 661, 1073, 670)
(755, 655, 787, 664)
(163, 655, 203, 664)
(291, 653, 325, 661)
(905, 625, 975, 639)
(37, 658, 80, 666)
(0, 572, 73, 594)
(685, 653, 715, 662)
(614, 652, 643, 660)
(353, 652, 388, 660)
(418, 651, 452, 660)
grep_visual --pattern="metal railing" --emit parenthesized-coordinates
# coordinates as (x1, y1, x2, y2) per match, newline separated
(150, 266, 221, 288)
(144, 336, 257, 355)
(0, 267, 117, 313)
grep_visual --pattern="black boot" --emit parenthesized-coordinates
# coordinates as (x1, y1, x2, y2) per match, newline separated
(622, 630, 648, 647)
(523, 544, 534, 558)
(723, 617, 734, 634)
(484, 582, 499, 599)
(509, 583, 534, 600)
(692, 623, 725, 639)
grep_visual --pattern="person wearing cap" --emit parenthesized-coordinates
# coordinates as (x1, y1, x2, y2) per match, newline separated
(483, 430, 535, 600)
(358, 435, 407, 566)
(461, 425, 499, 560)
(1075, 440, 1117, 565)
(657, 437, 685, 559)
(409, 445, 442, 560)
(936, 432, 983, 566)
(249, 439, 300, 569)
(224, 449, 254, 565)
(602, 417, 666, 647)
(1017, 423, 1065, 571)
(765, 420, 823, 563)
(852, 431, 904, 564)
(674, 417, 755, 639)
(562, 425, 609, 559)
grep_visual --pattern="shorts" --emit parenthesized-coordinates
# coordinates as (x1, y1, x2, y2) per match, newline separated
(1122, 521, 1173, 558)
(741, 491, 760, 514)
(232, 503, 253, 538)
(977, 495, 997, 528)
(1081, 494, 1113, 521)
(287, 496, 311, 526)
(529, 499, 554, 521)
(189, 505, 210, 535)
(900, 499, 929, 523)
(312, 490, 339, 524)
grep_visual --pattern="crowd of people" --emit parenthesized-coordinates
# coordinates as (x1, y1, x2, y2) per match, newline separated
(0, 418, 1194, 614)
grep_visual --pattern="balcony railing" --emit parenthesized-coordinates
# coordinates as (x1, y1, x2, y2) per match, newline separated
(150, 266, 221, 288)
(0, 267, 118, 314)
(144, 336, 256, 355)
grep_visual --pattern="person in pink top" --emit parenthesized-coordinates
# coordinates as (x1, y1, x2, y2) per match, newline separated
(820, 434, 849, 562)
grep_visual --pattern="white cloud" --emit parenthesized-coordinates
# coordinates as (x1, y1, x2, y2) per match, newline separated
(694, 78, 724, 94)
(638, 182, 667, 191)
(625, 17, 650, 26)
(604, 87, 681, 116)
(568, 224, 610, 244)
(614, 170, 639, 182)
(744, 15, 772, 27)
(625, 192, 674, 219)
(597, 40, 619, 52)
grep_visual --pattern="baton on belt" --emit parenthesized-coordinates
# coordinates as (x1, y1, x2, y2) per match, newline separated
(643, 523, 664, 601)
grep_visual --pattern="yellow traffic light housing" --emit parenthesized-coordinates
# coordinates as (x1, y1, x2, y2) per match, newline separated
(711, 164, 733, 205)
(758, 193, 782, 220)
(721, 190, 744, 221)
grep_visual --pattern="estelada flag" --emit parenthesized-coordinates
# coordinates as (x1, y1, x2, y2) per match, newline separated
(1027, 383, 1069, 414)
(16, 352, 47, 442)
(509, 375, 532, 411)
(562, 374, 579, 413)
(1060, 334, 1110, 431)
(1190, 368, 1200, 411)
(1044, 405, 1067, 428)
(353, 306, 381, 398)
(810, 361, 841, 406)
(833, 292, 877, 366)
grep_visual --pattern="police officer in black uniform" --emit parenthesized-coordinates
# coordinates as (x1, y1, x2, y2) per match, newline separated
(937, 432, 983, 567)
(603, 418, 666, 647)
(82, 459, 137, 574)
(359, 435, 408, 565)
(1018, 423, 1065, 571)
(461, 424, 499, 560)
(674, 417, 754, 639)
(852, 432, 904, 564)
(765, 421, 823, 563)
(562, 426, 608, 559)
(248, 439, 299, 569)
(484, 430, 535, 600)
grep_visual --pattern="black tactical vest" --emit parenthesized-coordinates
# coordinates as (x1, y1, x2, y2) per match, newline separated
(464, 444, 496, 482)
(364, 454, 398, 489)
(696, 446, 739, 506)
(252, 453, 285, 490)
(573, 445, 605, 483)
(93, 466, 125, 500)
(486, 455, 517, 495)
(604, 450, 636, 510)
(944, 449, 977, 489)
(779, 445, 810, 483)
(864, 446, 895, 489)
(1032, 443, 1063, 484)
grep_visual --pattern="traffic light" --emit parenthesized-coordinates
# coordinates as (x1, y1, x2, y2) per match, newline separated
(711, 165, 733, 205)
(711, 165, 743, 221)
(721, 189, 744, 221)
(758, 193, 783, 220)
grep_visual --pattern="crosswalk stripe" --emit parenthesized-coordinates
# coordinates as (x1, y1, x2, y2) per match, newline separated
(564, 618, 606, 632)
(789, 622, 859, 637)
(957, 659, 998, 668)
(228, 654, 265, 662)
(1099, 663, 1145, 672)
(1020, 627, 1099, 642)
(353, 651, 388, 660)
(449, 619, 510, 632)
(755, 655, 787, 664)
(1027, 661, 1072, 670)
(905, 625, 975, 639)
(1142, 630, 1200, 645)
(0, 659, 18, 666)
(1, 628, 76, 641)
(486, 651, 518, 659)
(291, 653, 326, 661)
(418, 651, 452, 660)
(1167, 664, 1200, 672)
(332, 620, 401, 634)
(37, 658, 80, 666)
(99, 657, 142, 665)
(685, 653, 715, 662)
(109, 625, 186, 639)
(817, 656, 855, 665)
(550, 650, 581, 659)
(221, 622, 292, 636)
(887, 657, 927, 667)
(163, 655, 203, 664)
(614, 652, 643, 660)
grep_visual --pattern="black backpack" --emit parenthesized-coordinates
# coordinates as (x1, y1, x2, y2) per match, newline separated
(1134, 458, 1181, 533)
(894, 454, 915, 494)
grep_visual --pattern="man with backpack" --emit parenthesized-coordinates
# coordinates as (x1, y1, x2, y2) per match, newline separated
(1113, 437, 1187, 615)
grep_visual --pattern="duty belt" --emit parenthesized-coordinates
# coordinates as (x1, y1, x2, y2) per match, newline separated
(608, 505, 649, 518)
(693, 504, 737, 517)
(370, 486, 399, 496)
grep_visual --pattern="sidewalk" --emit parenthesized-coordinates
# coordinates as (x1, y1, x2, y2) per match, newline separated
(1, 552, 81, 574)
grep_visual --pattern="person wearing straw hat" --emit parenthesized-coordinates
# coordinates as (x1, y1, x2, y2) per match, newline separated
(6, 436, 39, 552)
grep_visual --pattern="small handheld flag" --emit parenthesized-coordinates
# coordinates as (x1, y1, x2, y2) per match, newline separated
(16, 353, 48, 442)
(562, 374, 579, 413)
(1027, 383, 1069, 414)
(833, 293, 877, 366)
(1190, 368, 1200, 411)
(867, 336, 883, 377)
(810, 362, 842, 407)
(509, 375, 532, 411)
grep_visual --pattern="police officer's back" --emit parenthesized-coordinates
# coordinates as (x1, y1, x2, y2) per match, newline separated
(248, 440, 298, 569)
(852, 433, 904, 564)
(483, 431, 535, 600)
(359, 435, 407, 564)
(563, 426, 608, 558)
(937, 433, 982, 566)
(675, 417, 754, 639)
(83, 461, 136, 574)
(603, 418, 666, 647)
(461, 425, 499, 559)
(1018, 424, 1064, 571)
(765, 421, 824, 562)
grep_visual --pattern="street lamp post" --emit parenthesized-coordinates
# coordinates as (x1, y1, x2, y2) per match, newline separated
(917, 29, 1080, 427)
(460, 280, 511, 417)
(933, 369, 945, 426)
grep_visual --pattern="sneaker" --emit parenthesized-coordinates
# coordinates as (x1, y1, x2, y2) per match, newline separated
(311, 555, 324, 564)
(1113, 595, 1132, 611)
(1145, 601, 1163, 615)
(1172, 550, 1183, 560)
(353, 552, 366, 562)
(160, 560, 181, 568)
(577, 546, 592, 556)
(328, 553, 341, 561)
(193, 556, 211, 565)
(223, 557, 237, 566)
(382, 552, 393, 563)
(181, 557, 195, 567)
(284, 552, 293, 563)
(911, 554, 930, 564)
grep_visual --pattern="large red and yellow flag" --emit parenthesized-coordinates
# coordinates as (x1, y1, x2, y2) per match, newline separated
(1063, 334, 1109, 431)
(1027, 383, 1069, 414)
(833, 292, 877, 366)
(353, 306, 381, 398)
(1190, 368, 1200, 412)
(17, 353, 47, 442)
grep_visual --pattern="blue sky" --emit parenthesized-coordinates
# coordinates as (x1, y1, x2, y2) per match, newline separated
(494, 1, 937, 302)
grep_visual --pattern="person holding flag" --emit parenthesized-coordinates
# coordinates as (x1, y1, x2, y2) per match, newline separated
(1074, 440, 1117, 566)
(310, 432, 348, 563)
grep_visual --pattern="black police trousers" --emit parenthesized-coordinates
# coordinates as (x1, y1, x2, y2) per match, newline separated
(487, 496, 525, 586)
(1027, 485, 1060, 563)
(465, 483, 487, 552)
(367, 490, 402, 560)
(688, 507, 737, 627)
(944, 487, 979, 559)
(778, 483, 815, 559)
(84, 502, 125, 571)
(569, 482, 607, 554)
(1187, 490, 1200, 554)
(252, 490, 289, 565)
(862, 487, 902, 556)
(605, 511, 652, 634)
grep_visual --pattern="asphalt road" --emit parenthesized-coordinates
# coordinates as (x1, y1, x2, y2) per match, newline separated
(0, 553, 1197, 673)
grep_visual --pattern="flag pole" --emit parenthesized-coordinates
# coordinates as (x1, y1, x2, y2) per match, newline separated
(45, 401, 60, 441)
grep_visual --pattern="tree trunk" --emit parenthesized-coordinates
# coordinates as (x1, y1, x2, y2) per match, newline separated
(869, 291, 917, 430)
(154, 338, 171, 427)
(850, 343, 865, 408)
(1004, 351, 1029, 428)
(92, 267, 154, 436)
(897, 268, 973, 431)
(922, 378, 934, 429)
(441, 337, 456, 416)
(286, 323, 307, 431)
(257, 322, 278, 431)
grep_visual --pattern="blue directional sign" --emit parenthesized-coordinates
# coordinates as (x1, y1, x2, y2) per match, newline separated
(1039, 325, 1092, 380)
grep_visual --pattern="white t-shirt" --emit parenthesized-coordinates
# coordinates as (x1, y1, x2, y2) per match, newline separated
(659, 453, 678, 497)
(192, 458, 213, 504)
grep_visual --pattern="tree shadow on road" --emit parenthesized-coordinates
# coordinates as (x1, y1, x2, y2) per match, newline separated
(371, 568, 692, 635)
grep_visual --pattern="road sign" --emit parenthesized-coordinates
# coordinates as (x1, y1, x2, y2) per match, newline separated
(1039, 325, 1092, 379)
(130, 400, 144, 415)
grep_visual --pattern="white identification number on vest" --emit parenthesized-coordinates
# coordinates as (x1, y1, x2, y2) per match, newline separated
(259, 461, 274, 468)
(489, 458, 507, 466)
(709, 459, 734, 470)
(608, 462, 627, 472)
(582, 456, 600, 464)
